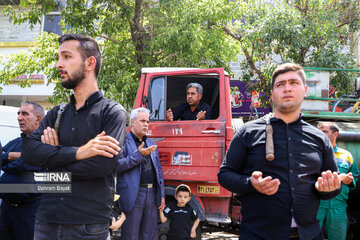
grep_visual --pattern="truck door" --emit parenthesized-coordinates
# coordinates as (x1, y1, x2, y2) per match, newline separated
(136, 68, 232, 223)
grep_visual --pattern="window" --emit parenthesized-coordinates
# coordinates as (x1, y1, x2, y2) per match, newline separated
(43, 14, 62, 35)
(147, 74, 220, 121)
(148, 77, 166, 121)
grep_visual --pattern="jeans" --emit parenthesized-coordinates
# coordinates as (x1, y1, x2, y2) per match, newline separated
(34, 218, 110, 240)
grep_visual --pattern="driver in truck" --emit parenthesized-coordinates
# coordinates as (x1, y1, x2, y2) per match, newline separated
(166, 82, 212, 121)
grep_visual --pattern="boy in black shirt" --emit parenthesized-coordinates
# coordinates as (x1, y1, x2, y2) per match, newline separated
(159, 184, 200, 240)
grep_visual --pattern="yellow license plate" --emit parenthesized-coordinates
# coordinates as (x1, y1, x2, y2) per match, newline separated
(197, 185, 220, 194)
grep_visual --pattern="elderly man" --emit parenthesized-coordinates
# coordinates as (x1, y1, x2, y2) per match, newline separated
(218, 63, 343, 240)
(116, 107, 165, 240)
(22, 34, 127, 240)
(317, 122, 359, 240)
(0, 101, 45, 240)
(166, 82, 212, 121)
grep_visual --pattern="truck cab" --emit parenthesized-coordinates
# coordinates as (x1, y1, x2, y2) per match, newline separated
(134, 68, 234, 231)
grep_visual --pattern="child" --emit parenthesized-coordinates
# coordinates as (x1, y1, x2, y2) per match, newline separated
(159, 184, 200, 240)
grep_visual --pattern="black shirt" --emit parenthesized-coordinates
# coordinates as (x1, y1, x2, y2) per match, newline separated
(163, 204, 197, 240)
(130, 131, 156, 184)
(218, 114, 339, 240)
(172, 101, 212, 120)
(22, 91, 127, 224)
(0, 134, 44, 204)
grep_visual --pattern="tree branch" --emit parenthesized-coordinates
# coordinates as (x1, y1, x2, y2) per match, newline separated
(98, 35, 121, 45)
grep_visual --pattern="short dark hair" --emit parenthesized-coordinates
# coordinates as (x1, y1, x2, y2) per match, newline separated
(22, 101, 45, 118)
(271, 63, 306, 89)
(58, 34, 102, 77)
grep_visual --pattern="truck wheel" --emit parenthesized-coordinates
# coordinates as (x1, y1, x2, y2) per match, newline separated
(158, 220, 169, 240)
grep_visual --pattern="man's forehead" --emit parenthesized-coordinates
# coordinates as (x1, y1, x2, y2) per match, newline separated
(20, 104, 34, 111)
(274, 71, 303, 82)
(187, 87, 197, 92)
(58, 40, 80, 54)
(137, 112, 149, 119)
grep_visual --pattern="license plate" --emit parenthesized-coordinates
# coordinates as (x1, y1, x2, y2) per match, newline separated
(197, 185, 220, 194)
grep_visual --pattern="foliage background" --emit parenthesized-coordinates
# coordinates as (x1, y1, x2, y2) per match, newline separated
(1, 0, 359, 109)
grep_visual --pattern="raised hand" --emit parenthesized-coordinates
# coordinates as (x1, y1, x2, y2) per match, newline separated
(138, 142, 157, 157)
(251, 171, 280, 195)
(166, 108, 173, 121)
(315, 170, 345, 192)
(41, 127, 59, 146)
(342, 172, 354, 185)
(196, 111, 206, 120)
(76, 131, 121, 160)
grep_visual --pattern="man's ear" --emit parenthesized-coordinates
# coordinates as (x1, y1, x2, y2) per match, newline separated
(35, 115, 42, 124)
(199, 94, 203, 100)
(86, 56, 96, 71)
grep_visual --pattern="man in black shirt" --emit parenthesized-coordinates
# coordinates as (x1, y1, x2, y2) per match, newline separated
(116, 107, 165, 240)
(166, 82, 212, 121)
(22, 34, 127, 240)
(218, 63, 344, 240)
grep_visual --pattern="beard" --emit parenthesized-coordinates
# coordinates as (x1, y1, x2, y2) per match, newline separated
(61, 63, 86, 89)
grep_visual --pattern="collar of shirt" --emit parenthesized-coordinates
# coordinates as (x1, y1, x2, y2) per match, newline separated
(70, 90, 103, 112)
(130, 130, 147, 143)
(269, 113, 304, 125)
(185, 101, 205, 112)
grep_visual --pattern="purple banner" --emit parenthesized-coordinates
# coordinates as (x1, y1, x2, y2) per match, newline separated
(230, 81, 272, 117)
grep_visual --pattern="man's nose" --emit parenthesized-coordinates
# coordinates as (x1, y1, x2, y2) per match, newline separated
(56, 60, 63, 70)
(284, 83, 292, 91)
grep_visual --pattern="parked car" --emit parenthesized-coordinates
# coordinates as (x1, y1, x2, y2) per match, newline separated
(0, 105, 21, 146)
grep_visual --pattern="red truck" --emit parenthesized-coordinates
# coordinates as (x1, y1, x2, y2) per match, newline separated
(133, 68, 239, 238)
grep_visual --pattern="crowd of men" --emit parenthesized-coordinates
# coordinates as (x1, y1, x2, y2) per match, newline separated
(0, 34, 358, 240)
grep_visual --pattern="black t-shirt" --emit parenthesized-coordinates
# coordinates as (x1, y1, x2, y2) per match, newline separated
(172, 101, 212, 120)
(164, 204, 198, 240)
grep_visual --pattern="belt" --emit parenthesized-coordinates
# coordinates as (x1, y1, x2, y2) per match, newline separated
(6, 196, 41, 207)
(139, 183, 153, 188)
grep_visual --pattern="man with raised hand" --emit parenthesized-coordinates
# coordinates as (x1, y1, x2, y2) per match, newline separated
(218, 63, 343, 240)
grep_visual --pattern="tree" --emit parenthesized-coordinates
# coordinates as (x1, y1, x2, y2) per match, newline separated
(0, 0, 240, 109)
(218, 0, 360, 100)
(1, 0, 360, 108)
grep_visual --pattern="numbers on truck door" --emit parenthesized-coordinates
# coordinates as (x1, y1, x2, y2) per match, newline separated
(172, 128, 183, 135)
